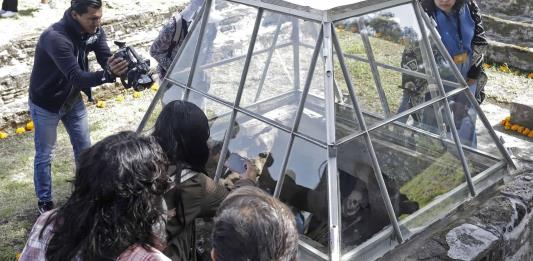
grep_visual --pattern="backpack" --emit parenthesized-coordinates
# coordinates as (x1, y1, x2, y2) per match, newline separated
(167, 14, 189, 59)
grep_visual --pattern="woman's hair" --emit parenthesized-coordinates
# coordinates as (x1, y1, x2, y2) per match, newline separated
(44, 131, 170, 260)
(71, 0, 102, 14)
(212, 187, 299, 261)
(152, 100, 210, 173)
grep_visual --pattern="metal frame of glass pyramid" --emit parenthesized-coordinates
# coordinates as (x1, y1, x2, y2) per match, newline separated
(137, 0, 515, 260)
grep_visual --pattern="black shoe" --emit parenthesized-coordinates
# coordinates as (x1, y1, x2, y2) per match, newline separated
(38, 201, 55, 215)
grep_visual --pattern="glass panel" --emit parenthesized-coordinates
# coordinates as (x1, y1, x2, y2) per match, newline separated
(368, 101, 477, 238)
(333, 55, 363, 140)
(161, 84, 184, 106)
(373, 67, 445, 128)
(358, 4, 424, 68)
(337, 136, 394, 253)
(279, 137, 329, 253)
(166, 20, 202, 84)
(297, 52, 326, 143)
(191, 0, 258, 103)
(221, 113, 290, 195)
(342, 58, 383, 117)
(333, 19, 366, 58)
(239, 12, 319, 128)
(447, 90, 501, 175)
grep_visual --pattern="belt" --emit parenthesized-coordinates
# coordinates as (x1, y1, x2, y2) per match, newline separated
(453, 52, 468, 64)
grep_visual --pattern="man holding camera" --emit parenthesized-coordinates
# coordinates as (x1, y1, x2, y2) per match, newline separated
(28, 0, 128, 214)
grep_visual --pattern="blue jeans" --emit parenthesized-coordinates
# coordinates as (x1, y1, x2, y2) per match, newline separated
(29, 99, 91, 202)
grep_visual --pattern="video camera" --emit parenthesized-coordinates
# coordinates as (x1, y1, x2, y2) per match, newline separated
(113, 41, 154, 91)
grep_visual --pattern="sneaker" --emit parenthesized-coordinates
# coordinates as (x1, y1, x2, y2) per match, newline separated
(0, 9, 6, 15)
(0, 11, 17, 18)
(39, 3, 50, 10)
(38, 201, 55, 214)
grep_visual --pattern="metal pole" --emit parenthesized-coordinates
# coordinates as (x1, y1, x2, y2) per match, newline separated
(413, 1, 476, 196)
(357, 18, 391, 117)
(292, 17, 301, 90)
(419, 8, 517, 169)
(254, 15, 283, 102)
(273, 29, 324, 198)
(417, 26, 447, 137)
(324, 22, 342, 261)
(332, 26, 405, 244)
(184, 0, 213, 100)
(214, 9, 264, 182)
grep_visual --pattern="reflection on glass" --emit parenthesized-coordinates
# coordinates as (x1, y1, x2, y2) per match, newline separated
(280, 137, 329, 252)
(220, 113, 290, 195)
(190, 0, 257, 103)
(337, 137, 394, 253)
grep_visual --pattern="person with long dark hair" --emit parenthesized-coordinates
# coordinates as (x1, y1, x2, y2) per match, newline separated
(19, 131, 171, 260)
(152, 100, 257, 261)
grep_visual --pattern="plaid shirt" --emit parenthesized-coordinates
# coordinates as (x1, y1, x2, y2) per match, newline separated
(20, 210, 171, 261)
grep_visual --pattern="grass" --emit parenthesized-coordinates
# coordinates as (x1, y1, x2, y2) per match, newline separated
(0, 125, 75, 260)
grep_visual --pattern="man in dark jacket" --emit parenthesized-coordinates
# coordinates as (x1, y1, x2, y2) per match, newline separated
(28, 0, 128, 214)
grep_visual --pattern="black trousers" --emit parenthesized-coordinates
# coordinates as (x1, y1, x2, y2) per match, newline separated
(2, 0, 17, 12)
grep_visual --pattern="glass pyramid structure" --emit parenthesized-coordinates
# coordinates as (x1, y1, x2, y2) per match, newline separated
(138, 0, 515, 260)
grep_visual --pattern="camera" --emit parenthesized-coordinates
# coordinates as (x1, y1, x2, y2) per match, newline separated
(113, 41, 154, 91)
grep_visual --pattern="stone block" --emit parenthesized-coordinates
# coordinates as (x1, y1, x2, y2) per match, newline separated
(445, 224, 499, 260)
(511, 97, 533, 130)
(501, 173, 533, 208)
(467, 196, 526, 237)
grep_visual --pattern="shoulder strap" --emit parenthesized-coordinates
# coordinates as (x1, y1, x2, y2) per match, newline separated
(181, 168, 198, 183)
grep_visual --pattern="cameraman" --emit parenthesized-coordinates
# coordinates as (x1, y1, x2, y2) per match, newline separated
(28, 0, 128, 214)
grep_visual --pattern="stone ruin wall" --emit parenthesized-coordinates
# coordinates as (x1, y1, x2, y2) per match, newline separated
(381, 171, 533, 261)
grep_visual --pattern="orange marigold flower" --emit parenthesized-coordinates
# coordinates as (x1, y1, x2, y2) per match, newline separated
(483, 63, 491, 69)
(517, 126, 525, 133)
(523, 129, 531, 135)
(500, 119, 507, 125)
(511, 124, 520, 131)
(505, 116, 511, 121)
(528, 73, 533, 79)
(504, 125, 511, 130)
(528, 132, 533, 138)
(25, 121, 34, 131)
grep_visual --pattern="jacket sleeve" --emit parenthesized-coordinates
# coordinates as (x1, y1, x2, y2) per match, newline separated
(45, 32, 108, 88)
(93, 29, 113, 70)
(467, 0, 488, 80)
(150, 15, 179, 72)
